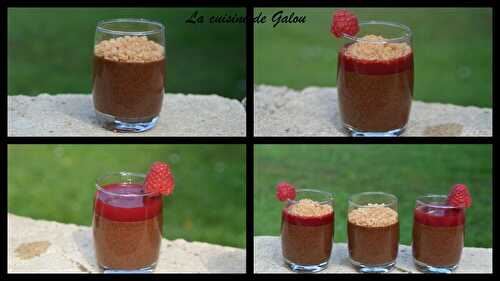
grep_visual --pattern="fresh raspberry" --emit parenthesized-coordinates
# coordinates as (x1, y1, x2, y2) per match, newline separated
(331, 9, 359, 38)
(276, 182, 296, 201)
(447, 184, 472, 208)
(144, 162, 175, 196)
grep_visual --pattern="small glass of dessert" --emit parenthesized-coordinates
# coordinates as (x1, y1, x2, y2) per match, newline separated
(92, 162, 174, 273)
(347, 192, 399, 273)
(412, 184, 472, 273)
(276, 182, 334, 273)
(92, 18, 165, 132)
(336, 19, 413, 136)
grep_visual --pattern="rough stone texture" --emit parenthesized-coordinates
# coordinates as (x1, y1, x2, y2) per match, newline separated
(254, 236, 492, 273)
(8, 93, 246, 136)
(7, 214, 245, 273)
(254, 85, 492, 136)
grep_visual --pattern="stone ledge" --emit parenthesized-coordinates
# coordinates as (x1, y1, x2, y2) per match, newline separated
(254, 85, 492, 136)
(7, 214, 245, 273)
(8, 93, 246, 136)
(254, 236, 492, 273)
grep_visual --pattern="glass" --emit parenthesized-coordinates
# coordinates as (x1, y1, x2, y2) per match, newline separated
(92, 172, 163, 273)
(337, 21, 413, 137)
(412, 195, 465, 273)
(281, 189, 334, 272)
(347, 192, 399, 273)
(92, 18, 166, 132)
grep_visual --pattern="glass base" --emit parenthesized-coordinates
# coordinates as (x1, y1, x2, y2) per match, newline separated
(284, 259, 329, 273)
(100, 264, 156, 273)
(350, 258, 396, 273)
(344, 125, 406, 137)
(414, 259, 457, 273)
(95, 110, 159, 133)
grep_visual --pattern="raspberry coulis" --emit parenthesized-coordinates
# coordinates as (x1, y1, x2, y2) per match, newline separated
(339, 46, 413, 75)
(94, 183, 163, 222)
(414, 206, 465, 227)
(282, 208, 334, 226)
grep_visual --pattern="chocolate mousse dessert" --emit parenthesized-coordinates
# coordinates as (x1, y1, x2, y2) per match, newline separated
(93, 162, 175, 272)
(276, 182, 334, 272)
(331, 9, 413, 136)
(92, 35, 165, 129)
(93, 183, 163, 270)
(348, 204, 399, 267)
(412, 184, 472, 273)
(337, 35, 413, 133)
(282, 199, 334, 267)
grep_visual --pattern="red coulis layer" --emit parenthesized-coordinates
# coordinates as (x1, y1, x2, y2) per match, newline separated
(94, 183, 162, 222)
(338, 46, 413, 75)
(282, 208, 334, 226)
(414, 206, 465, 227)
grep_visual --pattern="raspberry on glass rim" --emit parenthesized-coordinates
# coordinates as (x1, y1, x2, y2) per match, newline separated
(331, 9, 359, 38)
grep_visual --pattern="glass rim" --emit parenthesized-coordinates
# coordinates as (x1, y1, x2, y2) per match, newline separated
(416, 194, 465, 210)
(95, 171, 157, 197)
(342, 20, 412, 43)
(348, 191, 398, 208)
(96, 18, 165, 36)
(287, 188, 334, 205)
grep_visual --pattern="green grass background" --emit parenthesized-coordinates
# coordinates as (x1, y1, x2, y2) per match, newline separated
(254, 144, 492, 248)
(8, 8, 246, 100)
(8, 144, 246, 248)
(255, 8, 492, 108)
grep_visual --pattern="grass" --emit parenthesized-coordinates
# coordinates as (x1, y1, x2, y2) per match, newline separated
(8, 144, 246, 248)
(254, 144, 492, 248)
(8, 8, 246, 100)
(254, 8, 492, 108)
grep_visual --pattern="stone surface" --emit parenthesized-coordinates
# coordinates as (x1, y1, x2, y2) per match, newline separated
(254, 236, 492, 273)
(7, 214, 245, 273)
(8, 93, 246, 136)
(254, 85, 492, 136)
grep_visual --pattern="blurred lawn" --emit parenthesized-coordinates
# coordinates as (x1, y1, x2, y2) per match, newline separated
(255, 8, 492, 108)
(8, 8, 246, 100)
(8, 144, 246, 248)
(254, 144, 492, 248)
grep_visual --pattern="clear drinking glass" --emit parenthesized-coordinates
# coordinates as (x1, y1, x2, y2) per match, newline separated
(281, 189, 334, 272)
(347, 192, 399, 273)
(92, 19, 166, 132)
(92, 172, 163, 273)
(337, 21, 413, 137)
(412, 195, 465, 273)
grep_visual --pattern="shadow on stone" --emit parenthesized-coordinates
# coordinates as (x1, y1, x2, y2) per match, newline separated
(72, 228, 98, 272)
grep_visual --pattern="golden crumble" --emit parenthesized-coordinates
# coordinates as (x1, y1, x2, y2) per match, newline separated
(94, 35, 164, 63)
(345, 35, 411, 61)
(287, 199, 333, 217)
(348, 204, 398, 227)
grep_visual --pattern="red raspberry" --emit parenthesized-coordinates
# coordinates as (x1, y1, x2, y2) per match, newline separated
(447, 184, 472, 208)
(331, 9, 359, 38)
(276, 182, 296, 201)
(144, 162, 175, 196)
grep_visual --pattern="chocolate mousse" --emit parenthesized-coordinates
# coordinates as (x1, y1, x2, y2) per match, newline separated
(92, 36, 165, 121)
(412, 206, 465, 267)
(347, 204, 399, 266)
(93, 183, 163, 270)
(281, 199, 334, 266)
(337, 35, 413, 133)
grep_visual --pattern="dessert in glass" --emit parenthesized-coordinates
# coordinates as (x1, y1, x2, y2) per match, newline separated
(347, 192, 399, 273)
(412, 184, 471, 273)
(337, 20, 413, 136)
(93, 162, 174, 273)
(92, 18, 165, 132)
(277, 182, 334, 272)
